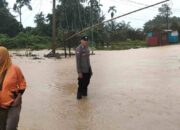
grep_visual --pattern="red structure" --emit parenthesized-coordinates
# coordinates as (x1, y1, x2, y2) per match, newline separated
(147, 32, 160, 46)
(147, 30, 179, 46)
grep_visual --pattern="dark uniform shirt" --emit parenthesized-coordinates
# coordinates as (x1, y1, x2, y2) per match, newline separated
(76, 44, 91, 73)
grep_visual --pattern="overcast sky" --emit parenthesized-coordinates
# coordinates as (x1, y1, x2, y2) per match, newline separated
(6, 0, 180, 29)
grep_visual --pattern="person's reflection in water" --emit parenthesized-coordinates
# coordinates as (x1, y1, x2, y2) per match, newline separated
(75, 100, 93, 130)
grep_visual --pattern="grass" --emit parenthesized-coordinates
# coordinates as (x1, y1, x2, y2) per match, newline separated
(97, 40, 147, 50)
(30, 43, 50, 50)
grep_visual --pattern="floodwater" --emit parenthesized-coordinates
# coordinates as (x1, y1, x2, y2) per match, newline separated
(11, 45, 180, 130)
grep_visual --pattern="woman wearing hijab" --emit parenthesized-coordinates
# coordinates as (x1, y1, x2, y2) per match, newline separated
(0, 46, 26, 130)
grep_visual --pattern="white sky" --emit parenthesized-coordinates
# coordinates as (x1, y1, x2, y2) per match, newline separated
(6, 0, 180, 29)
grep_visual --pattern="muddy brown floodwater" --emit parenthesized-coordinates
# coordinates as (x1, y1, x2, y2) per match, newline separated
(10, 45, 180, 130)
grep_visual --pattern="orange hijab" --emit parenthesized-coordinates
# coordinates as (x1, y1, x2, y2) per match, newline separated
(0, 47, 12, 78)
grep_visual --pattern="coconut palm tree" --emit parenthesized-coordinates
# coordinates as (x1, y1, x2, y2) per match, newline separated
(108, 6, 117, 19)
(13, 0, 32, 25)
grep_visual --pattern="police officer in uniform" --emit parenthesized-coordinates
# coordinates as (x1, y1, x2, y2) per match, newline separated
(76, 35, 92, 99)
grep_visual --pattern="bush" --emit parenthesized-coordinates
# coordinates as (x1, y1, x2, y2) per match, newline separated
(11, 33, 31, 48)
(0, 33, 51, 49)
(111, 40, 147, 50)
(0, 34, 16, 49)
(30, 43, 50, 50)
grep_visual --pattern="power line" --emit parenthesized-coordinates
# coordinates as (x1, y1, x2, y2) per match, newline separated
(110, 0, 144, 8)
(111, 0, 169, 10)
(127, 0, 149, 6)
(110, 0, 145, 6)
(65, 0, 170, 41)
(123, 17, 149, 22)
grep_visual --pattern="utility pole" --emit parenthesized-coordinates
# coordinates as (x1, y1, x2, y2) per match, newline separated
(90, 1, 94, 54)
(166, 5, 169, 30)
(20, 8, 22, 26)
(65, 0, 170, 41)
(52, 0, 56, 54)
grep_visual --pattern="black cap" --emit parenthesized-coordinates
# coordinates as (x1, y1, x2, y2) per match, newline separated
(80, 35, 88, 41)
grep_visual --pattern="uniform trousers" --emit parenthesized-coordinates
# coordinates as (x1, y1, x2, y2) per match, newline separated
(78, 73, 91, 96)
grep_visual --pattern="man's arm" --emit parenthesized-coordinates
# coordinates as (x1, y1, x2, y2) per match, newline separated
(76, 48, 83, 78)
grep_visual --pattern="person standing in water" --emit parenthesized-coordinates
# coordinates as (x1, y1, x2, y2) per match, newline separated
(0, 46, 26, 130)
(75, 35, 92, 100)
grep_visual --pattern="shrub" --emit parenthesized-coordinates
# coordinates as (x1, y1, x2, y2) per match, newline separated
(0, 33, 51, 49)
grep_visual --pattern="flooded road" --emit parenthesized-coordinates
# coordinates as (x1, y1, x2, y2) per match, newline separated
(11, 45, 180, 130)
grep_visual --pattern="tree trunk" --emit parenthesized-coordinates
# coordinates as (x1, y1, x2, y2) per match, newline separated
(52, 0, 56, 55)
(68, 46, 71, 57)
(64, 42, 67, 58)
(20, 7, 22, 26)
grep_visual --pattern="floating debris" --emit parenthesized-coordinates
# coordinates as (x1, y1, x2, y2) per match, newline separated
(13, 50, 43, 60)
(44, 51, 61, 59)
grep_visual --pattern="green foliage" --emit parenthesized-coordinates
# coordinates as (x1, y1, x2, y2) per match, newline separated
(107, 21, 144, 41)
(12, 33, 32, 48)
(111, 40, 146, 50)
(0, 33, 50, 49)
(13, 0, 32, 24)
(33, 12, 51, 36)
(0, 0, 179, 51)
(55, 0, 103, 31)
(0, 34, 16, 48)
(0, 0, 8, 8)
(144, 15, 180, 32)
(34, 12, 46, 26)
(30, 43, 49, 50)
(102, 40, 147, 50)
(170, 17, 180, 31)
(0, 3, 21, 36)
(108, 6, 117, 18)
(144, 4, 180, 33)
(158, 4, 172, 17)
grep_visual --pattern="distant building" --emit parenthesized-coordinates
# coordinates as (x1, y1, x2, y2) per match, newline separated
(147, 30, 179, 46)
